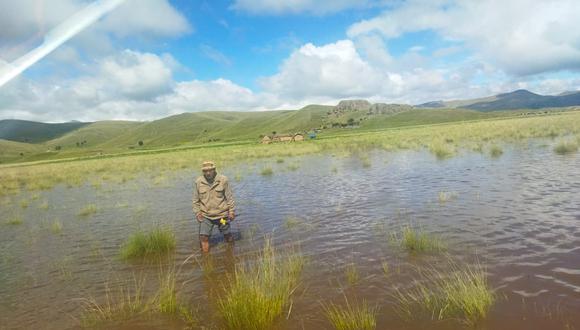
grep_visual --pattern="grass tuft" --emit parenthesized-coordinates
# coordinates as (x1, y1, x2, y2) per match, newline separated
(6, 216, 23, 225)
(428, 142, 454, 159)
(120, 228, 176, 260)
(324, 299, 377, 330)
(260, 167, 274, 176)
(554, 140, 578, 155)
(392, 226, 446, 253)
(78, 204, 98, 217)
(51, 219, 63, 234)
(394, 261, 495, 325)
(345, 263, 360, 285)
(489, 145, 503, 158)
(218, 239, 305, 330)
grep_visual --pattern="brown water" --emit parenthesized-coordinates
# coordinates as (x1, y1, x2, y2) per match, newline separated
(1, 140, 579, 329)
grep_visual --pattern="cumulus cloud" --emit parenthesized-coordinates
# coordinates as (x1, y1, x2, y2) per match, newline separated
(347, 0, 580, 76)
(260, 40, 397, 100)
(230, 0, 382, 15)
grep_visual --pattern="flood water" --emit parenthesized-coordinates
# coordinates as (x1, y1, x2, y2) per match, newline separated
(1, 139, 579, 329)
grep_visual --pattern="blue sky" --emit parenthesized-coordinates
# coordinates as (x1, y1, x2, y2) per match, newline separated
(0, 0, 579, 121)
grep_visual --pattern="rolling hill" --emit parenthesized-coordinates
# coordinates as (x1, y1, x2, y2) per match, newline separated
(0, 119, 89, 143)
(0, 139, 44, 163)
(417, 89, 580, 111)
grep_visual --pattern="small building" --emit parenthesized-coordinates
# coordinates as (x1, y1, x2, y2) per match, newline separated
(261, 135, 272, 144)
(293, 133, 305, 141)
(279, 134, 293, 142)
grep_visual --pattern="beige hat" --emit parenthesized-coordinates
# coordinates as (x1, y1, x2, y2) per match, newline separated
(201, 161, 216, 171)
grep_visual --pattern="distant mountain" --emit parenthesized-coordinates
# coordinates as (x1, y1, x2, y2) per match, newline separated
(0, 119, 89, 143)
(417, 89, 580, 111)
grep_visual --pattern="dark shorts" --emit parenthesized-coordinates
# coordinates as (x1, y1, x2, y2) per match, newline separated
(199, 217, 231, 237)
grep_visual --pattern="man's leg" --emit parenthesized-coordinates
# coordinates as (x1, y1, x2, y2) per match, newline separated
(219, 220, 234, 244)
(200, 235, 210, 253)
(199, 218, 214, 253)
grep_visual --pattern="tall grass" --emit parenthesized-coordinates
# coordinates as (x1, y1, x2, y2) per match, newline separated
(218, 239, 305, 330)
(78, 204, 98, 217)
(81, 277, 149, 327)
(392, 226, 446, 253)
(5, 216, 23, 225)
(345, 263, 360, 285)
(394, 262, 495, 325)
(428, 141, 454, 159)
(81, 270, 196, 328)
(260, 167, 274, 176)
(554, 140, 578, 155)
(489, 145, 503, 158)
(324, 298, 377, 330)
(120, 228, 176, 260)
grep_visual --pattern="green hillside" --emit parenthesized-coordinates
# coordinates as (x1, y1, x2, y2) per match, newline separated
(0, 119, 89, 143)
(359, 108, 508, 129)
(0, 139, 44, 163)
(100, 105, 332, 148)
(46, 121, 143, 149)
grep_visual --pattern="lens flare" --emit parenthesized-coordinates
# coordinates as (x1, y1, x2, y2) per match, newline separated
(0, 0, 126, 88)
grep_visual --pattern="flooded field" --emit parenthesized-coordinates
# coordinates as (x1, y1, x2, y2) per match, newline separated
(1, 139, 579, 329)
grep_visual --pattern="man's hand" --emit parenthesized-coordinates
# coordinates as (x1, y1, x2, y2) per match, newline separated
(228, 210, 235, 221)
(196, 212, 204, 222)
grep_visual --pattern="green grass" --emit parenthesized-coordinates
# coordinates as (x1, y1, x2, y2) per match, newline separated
(51, 219, 63, 234)
(345, 263, 360, 285)
(78, 204, 98, 217)
(5, 216, 23, 225)
(393, 226, 446, 253)
(554, 140, 578, 155)
(218, 239, 305, 330)
(260, 166, 274, 176)
(324, 299, 377, 330)
(81, 278, 149, 327)
(381, 262, 389, 277)
(394, 262, 495, 325)
(119, 228, 176, 260)
(489, 145, 503, 157)
(19, 199, 28, 209)
(428, 141, 454, 159)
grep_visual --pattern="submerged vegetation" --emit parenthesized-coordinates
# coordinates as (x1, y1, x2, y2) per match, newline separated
(119, 228, 176, 260)
(217, 239, 305, 330)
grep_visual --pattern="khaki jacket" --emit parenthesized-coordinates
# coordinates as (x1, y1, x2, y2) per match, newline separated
(192, 174, 235, 220)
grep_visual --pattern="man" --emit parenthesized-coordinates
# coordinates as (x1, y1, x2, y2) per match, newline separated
(192, 161, 236, 253)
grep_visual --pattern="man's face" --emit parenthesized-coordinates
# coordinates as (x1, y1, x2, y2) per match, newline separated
(203, 168, 216, 181)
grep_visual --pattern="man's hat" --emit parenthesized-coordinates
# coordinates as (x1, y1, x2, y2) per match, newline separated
(201, 161, 216, 171)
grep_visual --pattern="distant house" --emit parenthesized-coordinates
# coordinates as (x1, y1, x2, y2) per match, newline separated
(278, 134, 293, 142)
(261, 135, 272, 144)
(260, 133, 305, 143)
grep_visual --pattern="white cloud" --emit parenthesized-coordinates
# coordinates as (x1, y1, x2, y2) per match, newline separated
(260, 40, 398, 101)
(230, 0, 382, 15)
(347, 0, 580, 76)
(164, 78, 279, 113)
